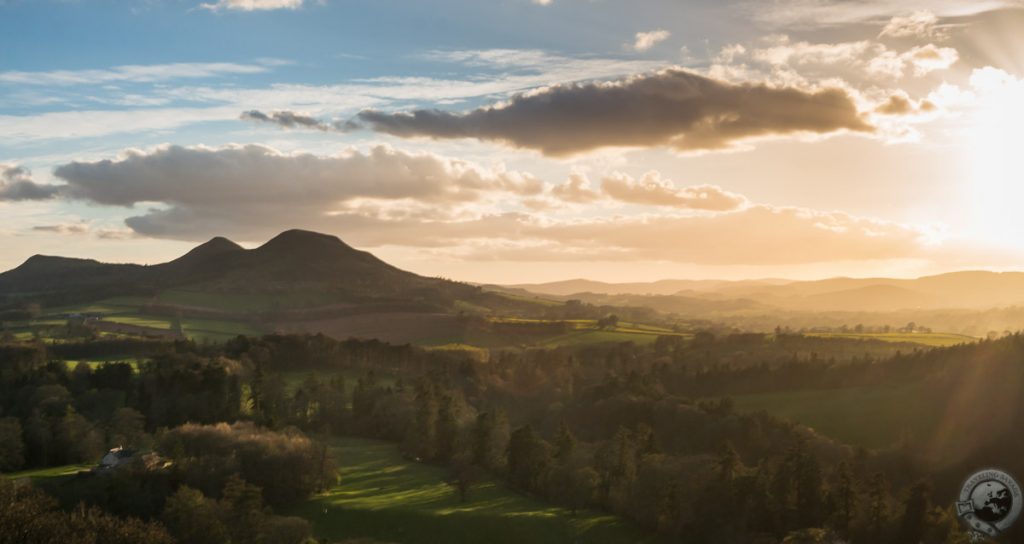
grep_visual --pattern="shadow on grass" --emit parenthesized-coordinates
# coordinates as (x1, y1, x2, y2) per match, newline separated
(292, 500, 647, 544)
(288, 436, 653, 544)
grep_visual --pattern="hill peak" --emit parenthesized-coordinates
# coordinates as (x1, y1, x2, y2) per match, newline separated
(164, 235, 244, 269)
(192, 236, 243, 255)
(263, 229, 349, 246)
(256, 229, 363, 257)
(18, 254, 105, 270)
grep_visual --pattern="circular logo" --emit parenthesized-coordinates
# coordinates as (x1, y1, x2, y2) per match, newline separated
(957, 469, 1022, 538)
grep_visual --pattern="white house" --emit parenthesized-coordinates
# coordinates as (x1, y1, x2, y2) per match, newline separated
(98, 446, 135, 470)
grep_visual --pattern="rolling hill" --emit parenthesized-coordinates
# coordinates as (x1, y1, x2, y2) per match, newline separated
(0, 229, 479, 310)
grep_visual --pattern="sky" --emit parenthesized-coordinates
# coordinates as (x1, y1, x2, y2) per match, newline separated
(2, 0, 1024, 284)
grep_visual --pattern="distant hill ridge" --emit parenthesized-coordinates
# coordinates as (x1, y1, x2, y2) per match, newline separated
(509, 270, 1024, 312)
(0, 229, 477, 309)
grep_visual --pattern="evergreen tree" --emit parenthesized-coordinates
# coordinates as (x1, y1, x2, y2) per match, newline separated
(404, 379, 438, 460)
(507, 424, 551, 493)
(553, 419, 577, 464)
(864, 472, 889, 543)
(898, 481, 931, 544)
(830, 461, 856, 537)
(436, 393, 461, 463)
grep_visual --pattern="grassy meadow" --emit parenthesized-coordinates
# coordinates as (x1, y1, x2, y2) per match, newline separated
(290, 436, 652, 544)
(804, 331, 976, 347)
(4, 464, 93, 480)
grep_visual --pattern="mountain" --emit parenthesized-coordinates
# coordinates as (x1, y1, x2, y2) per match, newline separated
(0, 229, 479, 311)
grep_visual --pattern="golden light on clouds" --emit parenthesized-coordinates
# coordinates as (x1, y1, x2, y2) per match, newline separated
(4, 2, 1024, 283)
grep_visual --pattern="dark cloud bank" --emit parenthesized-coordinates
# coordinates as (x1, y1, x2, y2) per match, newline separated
(354, 68, 873, 155)
(0, 165, 60, 201)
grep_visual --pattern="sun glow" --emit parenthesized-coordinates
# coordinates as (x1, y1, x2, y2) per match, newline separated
(966, 67, 1024, 246)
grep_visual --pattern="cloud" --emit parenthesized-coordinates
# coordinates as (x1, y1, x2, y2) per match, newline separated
(723, 34, 959, 84)
(0, 165, 61, 201)
(296, 204, 933, 267)
(879, 10, 945, 38)
(599, 172, 747, 211)
(52, 143, 544, 237)
(874, 93, 937, 115)
(0, 106, 242, 144)
(356, 68, 873, 156)
(200, 0, 304, 11)
(904, 44, 959, 75)
(751, 38, 876, 66)
(744, 0, 1017, 28)
(459, 206, 932, 265)
(632, 30, 670, 51)
(240, 109, 359, 131)
(0, 62, 270, 86)
(866, 43, 959, 77)
(31, 224, 90, 235)
(548, 171, 747, 211)
(550, 173, 601, 204)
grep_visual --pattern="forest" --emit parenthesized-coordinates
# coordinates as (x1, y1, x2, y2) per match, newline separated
(2, 329, 1016, 543)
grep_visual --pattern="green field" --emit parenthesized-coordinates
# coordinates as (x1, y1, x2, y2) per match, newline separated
(181, 317, 261, 342)
(541, 328, 690, 348)
(10, 297, 266, 344)
(289, 436, 651, 544)
(103, 315, 174, 330)
(729, 381, 937, 449)
(9, 296, 694, 349)
(804, 331, 976, 347)
(480, 317, 689, 348)
(64, 357, 144, 371)
(4, 464, 92, 480)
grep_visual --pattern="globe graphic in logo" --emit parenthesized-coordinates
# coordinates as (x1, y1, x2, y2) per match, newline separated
(958, 469, 1022, 537)
(971, 481, 1013, 523)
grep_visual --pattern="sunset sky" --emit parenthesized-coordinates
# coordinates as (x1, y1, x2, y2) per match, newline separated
(2, 0, 1024, 283)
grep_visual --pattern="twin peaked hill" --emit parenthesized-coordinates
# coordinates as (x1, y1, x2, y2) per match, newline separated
(0, 229, 478, 310)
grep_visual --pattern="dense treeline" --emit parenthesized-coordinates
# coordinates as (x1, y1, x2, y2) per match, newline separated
(0, 338, 335, 543)
(157, 422, 335, 507)
(0, 478, 173, 544)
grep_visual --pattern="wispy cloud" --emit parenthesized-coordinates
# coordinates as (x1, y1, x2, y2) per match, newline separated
(631, 29, 670, 51)
(878, 10, 946, 38)
(0, 61, 271, 86)
(743, 0, 1018, 28)
(0, 106, 241, 144)
(240, 109, 359, 131)
(31, 223, 90, 235)
(1, 49, 662, 143)
(199, 0, 305, 12)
